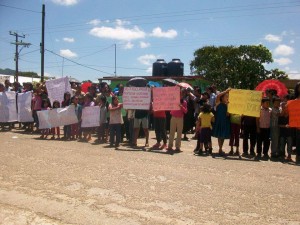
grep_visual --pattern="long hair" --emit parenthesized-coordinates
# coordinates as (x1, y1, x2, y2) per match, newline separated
(294, 82, 300, 99)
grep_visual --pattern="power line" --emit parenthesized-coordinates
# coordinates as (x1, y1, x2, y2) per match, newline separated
(0, 3, 40, 13)
(45, 49, 113, 75)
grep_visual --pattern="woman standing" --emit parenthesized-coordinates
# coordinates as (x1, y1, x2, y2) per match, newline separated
(212, 89, 231, 155)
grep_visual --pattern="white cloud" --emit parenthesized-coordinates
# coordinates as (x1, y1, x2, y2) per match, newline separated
(60, 49, 78, 58)
(150, 27, 178, 39)
(140, 41, 150, 49)
(89, 26, 145, 41)
(63, 37, 75, 43)
(274, 44, 295, 56)
(274, 57, 292, 66)
(123, 42, 134, 49)
(115, 19, 130, 26)
(52, 0, 78, 6)
(288, 70, 300, 79)
(264, 34, 282, 43)
(87, 19, 101, 26)
(137, 54, 157, 66)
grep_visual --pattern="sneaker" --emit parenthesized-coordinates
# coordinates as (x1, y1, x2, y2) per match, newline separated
(242, 152, 249, 157)
(228, 150, 234, 155)
(166, 147, 173, 151)
(263, 154, 270, 160)
(175, 148, 181, 153)
(250, 151, 256, 157)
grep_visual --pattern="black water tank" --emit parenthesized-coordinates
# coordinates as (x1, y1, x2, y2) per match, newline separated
(152, 59, 168, 77)
(167, 59, 184, 77)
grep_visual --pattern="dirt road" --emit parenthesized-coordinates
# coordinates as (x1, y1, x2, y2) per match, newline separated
(0, 129, 299, 225)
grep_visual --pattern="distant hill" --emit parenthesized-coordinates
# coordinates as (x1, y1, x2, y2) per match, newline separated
(1, 68, 39, 78)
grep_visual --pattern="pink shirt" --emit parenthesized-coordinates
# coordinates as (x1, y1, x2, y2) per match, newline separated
(32, 95, 42, 110)
(259, 107, 271, 128)
(170, 100, 187, 118)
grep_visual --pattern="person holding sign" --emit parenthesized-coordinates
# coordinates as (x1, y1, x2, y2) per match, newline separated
(212, 89, 231, 156)
(108, 96, 123, 149)
(286, 82, 300, 163)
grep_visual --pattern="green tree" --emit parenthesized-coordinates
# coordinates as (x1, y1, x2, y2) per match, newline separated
(190, 45, 274, 90)
(268, 68, 288, 80)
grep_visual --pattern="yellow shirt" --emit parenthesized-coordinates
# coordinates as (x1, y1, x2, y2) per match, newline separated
(199, 112, 214, 128)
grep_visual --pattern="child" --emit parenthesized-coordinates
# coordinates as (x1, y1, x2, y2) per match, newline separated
(270, 96, 281, 158)
(229, 114, 241, 156)
(70, 96, 82, 140)
(194, 103, 214, 155)
(61, 92, 71, 140)
(256, 97, 271, 159)
(279, 96, 293, 161)
(51, 100, 61, 140)
(98, 95, 108, 143)
(212, 88, 231, 156)
(242, 116, 257, 157)
(108, 96, 123, 149)
(82, 93, 95, 142)
(152, 108, 167, 150)
(40, 98, 51, 139)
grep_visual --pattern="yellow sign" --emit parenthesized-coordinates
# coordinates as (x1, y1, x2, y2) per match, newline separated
(228, 89, 263, 117)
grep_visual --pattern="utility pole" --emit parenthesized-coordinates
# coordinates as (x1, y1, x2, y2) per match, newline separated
(114, 43, 116, 77)
(41, 4, 45, 82)
(10, 31, 31, 83)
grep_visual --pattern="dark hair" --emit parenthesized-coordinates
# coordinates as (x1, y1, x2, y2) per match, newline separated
(272, 96, 281, 103)
(283, 94, 291, 101)
(294, 82, 300, 99)
(201, 103, 212, 113)
(52, 100, 60, 108)
(42, 98, 51, 108)
(111, 96, 118, 106)
(85, 93, 93, 101)
(100, 95, 107, 104)
(262, 97, 270, 103)
(202, 92, 210, 99)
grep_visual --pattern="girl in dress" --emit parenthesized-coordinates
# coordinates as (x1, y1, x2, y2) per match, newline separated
(61, 92, 71, 140)
(51, 100, 60, 139)
(40, 98, 51, 139)
(212, 89, 231, 155)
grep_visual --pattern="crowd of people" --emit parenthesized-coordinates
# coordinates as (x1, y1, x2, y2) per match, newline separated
(0, 78, 299, 163)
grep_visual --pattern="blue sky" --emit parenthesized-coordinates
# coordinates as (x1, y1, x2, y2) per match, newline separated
(0, 0, 299, 82)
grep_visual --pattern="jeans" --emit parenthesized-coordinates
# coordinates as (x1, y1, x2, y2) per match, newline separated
(243, 125, 256, 153)
(154, 117, 167, 144)
(109, 124, 121, 146)
(279, 136, 293, 156)
(270, 127, 280, 155)
(257, 128, 270, 155)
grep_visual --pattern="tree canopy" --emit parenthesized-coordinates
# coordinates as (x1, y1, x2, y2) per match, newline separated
(190, 45, 287, 90)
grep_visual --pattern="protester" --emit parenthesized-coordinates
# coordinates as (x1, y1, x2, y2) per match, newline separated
(229, 114, 241, 156)
(40, 98, 51, 139)
(152, 107, 167, 150)
(212, 88, 231, 156)
(82, 93, 95, 142)
(256, 97, 271, 159)
(133, 109, 150, 147)
(71, 96, 82, 140)
(51, 100, 61, 140)
(98, 95, 108, 143)
(61, 91, 72, 140)
(242, 115, 257, 157)
(194, 103, 214, 155)
(108, 96, 123, 149)
(270, 96, 281, 158)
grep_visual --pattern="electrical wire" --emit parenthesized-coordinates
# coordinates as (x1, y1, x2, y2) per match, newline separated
(0, 3, 41, 13)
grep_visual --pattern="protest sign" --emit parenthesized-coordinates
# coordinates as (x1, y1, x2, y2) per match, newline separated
(0, 91, 17, 122)
(228, 89, 262, 117)
(18, 92, 34, 122)
(107, 96, 126, 116)
(45, 77, 72, 105)
(37, 105, 78, 129)
(153, 86, 180, 111)
(81, 106, 100, 128)
(287, 99, 300, 128)
(122, 87, 151, 110)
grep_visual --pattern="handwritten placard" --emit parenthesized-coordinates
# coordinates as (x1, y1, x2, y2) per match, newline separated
(46, 77, 72, 105)
(18, 92, 34, 122)
(153, 86, 180, 111)
(122, 87, 151, 110)
(228, 89, 263, 117)
(81, 106, 100, 128)
(37, 105, 78, 129)
(0, 91, 17, 122)
(287, 99, 300, 128)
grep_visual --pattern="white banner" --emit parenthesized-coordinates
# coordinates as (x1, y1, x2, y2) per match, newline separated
(0, 91, 17, 122)
(81, 106, 100, 128)
(37, 105, 78, 129)
(17, 92, 34, 122)
(45, 77, 72, 105)
(122, 87, 151, 110)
